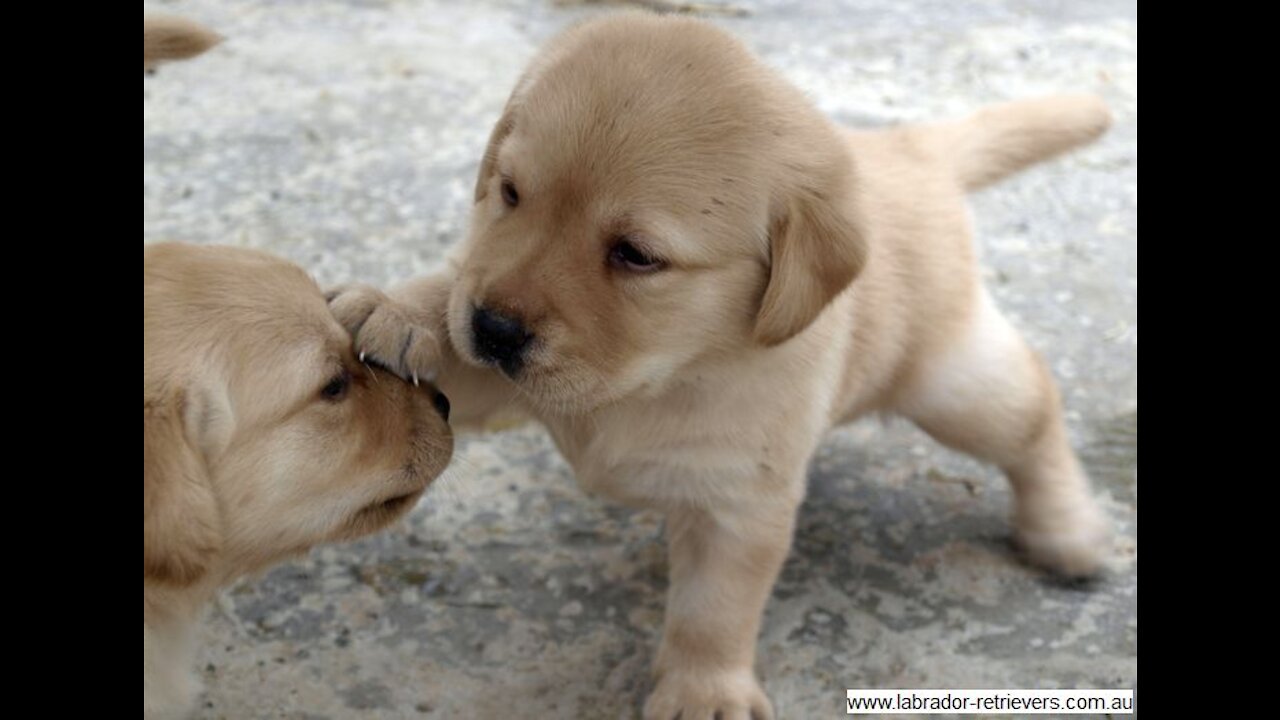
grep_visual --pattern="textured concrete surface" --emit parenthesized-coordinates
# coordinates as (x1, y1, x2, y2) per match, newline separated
(143, 1, 1137, 717)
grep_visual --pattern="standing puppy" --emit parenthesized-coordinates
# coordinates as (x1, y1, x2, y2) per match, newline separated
(332, 13, 1114, 719)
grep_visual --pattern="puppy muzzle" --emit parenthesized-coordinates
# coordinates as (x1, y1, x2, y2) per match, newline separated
(471, 306, 532, 376)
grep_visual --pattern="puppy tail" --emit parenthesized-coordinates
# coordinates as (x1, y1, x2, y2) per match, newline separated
(926, 95, 1112, 192)
(144, 15, 223, 70)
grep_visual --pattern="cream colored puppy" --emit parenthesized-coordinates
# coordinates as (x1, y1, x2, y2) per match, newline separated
(144, 244, 454, 719)
(331, 13, 1114, 719)
(145, 24, 453, 718)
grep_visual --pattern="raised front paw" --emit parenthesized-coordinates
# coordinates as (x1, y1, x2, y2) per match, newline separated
(325, 283, 442, 385)
(643, 667, 773, 720)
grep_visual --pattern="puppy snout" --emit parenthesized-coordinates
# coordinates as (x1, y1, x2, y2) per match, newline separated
(472, 306, 532, 374)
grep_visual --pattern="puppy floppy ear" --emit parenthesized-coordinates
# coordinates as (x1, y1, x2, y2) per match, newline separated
(474, 66, 542, 203)
(754, 183, 869, 346)
(473, 108, 517, 203)
(144, 393, 221, 585)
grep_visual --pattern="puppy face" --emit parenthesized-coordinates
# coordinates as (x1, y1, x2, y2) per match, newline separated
(144, 244, 452, 586)
(448, 14, 867, 411)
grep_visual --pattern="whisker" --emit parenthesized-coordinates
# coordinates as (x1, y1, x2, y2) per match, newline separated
(423, 457, 483, 505)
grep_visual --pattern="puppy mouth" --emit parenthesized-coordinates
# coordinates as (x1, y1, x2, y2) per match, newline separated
(351, 490, 423, 527)
(485, 354, 526, 380)
(372, 492, 418, 514)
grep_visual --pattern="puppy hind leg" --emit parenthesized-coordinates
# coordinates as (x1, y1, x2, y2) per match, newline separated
(894, 290, 1112, 577)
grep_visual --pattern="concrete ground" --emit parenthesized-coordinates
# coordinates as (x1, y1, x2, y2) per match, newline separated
(143, 0, 1136, 717)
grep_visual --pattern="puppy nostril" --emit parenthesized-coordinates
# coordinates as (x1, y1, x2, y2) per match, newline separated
(471, 306, 532, 370)
(432, 390, 451, 422)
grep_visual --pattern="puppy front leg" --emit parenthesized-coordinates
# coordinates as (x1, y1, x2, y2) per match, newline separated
(644, 504, 795, 720)
(385, 274, 521, 428)
(327, 273, 518, 428)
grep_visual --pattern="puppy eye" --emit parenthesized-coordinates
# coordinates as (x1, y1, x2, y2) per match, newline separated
(500, 179, 519, 208)
(608, 238, 666, 273)
(320, 369, 350, 402)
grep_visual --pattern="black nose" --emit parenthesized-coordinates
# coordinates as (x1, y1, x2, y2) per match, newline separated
(431, 390, 450, 422)
(472, 306, 531, 374)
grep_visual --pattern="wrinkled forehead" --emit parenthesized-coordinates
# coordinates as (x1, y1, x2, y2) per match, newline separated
(202, 257, 340, 345)
(231, 330, 340, 405)
(146, 245, 349, 398)
(513, 72, 763, 180)
(147, 244, 327, 308)
(199, 300, 349, 424)
(211, 268, 347, 385)
(499, 76, 774, 258)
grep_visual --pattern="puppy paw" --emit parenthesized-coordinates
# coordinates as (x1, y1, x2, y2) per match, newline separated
(1016, 497, 1113, 578)
(326, 283, 441, 385)
(643, 668, 773, 720)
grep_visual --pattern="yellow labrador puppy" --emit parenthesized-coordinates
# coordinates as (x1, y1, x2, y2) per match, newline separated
(144, 20, 452, 718)
(331, 13, 1114, 719)
(144, 244, 454, 718)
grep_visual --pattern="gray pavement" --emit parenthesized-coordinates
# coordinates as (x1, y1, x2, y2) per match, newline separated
(143, 1, 1137, 717)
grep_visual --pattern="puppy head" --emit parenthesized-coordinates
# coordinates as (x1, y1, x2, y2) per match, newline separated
(450, 13, 866, 412)
(144, 244, 452, 586)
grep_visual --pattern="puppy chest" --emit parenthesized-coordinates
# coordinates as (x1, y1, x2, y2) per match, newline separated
(545, 417, 792, 507)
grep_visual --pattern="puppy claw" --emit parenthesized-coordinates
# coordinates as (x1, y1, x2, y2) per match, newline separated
(329, 283, 442, 386)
